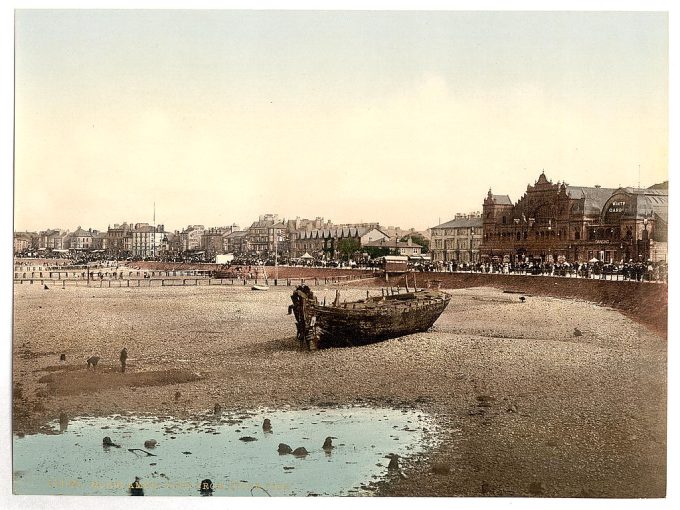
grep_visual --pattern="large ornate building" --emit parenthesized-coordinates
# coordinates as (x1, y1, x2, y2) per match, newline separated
(480, 172, 668, 264)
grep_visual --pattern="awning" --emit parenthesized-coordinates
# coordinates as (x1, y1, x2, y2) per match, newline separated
(300, 252, 314, 259)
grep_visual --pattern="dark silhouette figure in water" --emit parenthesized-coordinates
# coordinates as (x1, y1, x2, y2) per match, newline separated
(102, 436, 120, 448)
(323, 436, 335, 452)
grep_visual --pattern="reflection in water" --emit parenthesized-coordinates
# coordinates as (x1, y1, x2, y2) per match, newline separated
(13, 407, 438, 496)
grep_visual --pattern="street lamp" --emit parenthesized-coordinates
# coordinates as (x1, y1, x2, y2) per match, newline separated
(643, 217, 649, 261)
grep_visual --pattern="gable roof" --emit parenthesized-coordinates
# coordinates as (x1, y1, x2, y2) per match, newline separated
(492, 194, 513, 206)
(432, 216, 483, 229)
(72, 227, 92, 237)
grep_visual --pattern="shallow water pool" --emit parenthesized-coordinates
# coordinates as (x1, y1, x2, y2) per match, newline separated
(13, 406, 437, 496)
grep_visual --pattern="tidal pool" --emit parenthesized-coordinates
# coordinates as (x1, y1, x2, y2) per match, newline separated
(13, 406, 438, 496)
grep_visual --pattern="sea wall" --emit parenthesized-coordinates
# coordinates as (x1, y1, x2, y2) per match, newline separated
(388, 272, 668, 339)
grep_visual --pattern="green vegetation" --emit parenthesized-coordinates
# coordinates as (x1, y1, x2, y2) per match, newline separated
(400, 234, 430, 253)
(337, 238, 361, 261)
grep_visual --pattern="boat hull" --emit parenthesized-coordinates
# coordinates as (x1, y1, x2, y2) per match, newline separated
(288, 287, 450, 348)
(312, 296, 449, 347)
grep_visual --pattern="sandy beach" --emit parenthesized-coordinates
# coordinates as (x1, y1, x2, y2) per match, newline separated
(12, 282, 666, 497)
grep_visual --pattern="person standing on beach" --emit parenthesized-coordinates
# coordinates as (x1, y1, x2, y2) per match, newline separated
(120, 348, 128, 373)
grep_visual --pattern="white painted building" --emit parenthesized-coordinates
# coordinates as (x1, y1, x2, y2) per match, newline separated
(132, 223, 166, 258)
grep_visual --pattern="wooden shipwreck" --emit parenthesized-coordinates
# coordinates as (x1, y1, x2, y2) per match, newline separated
(288, 281, 450, 349)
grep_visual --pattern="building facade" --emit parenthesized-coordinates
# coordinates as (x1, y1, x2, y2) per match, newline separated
(105, 223, 133, 258)
(132, 223, 166, 258)
(430, 213, 484, 264)
(201, 227, 228, 259)
(597, 186, 668, 263)
(246, 219, 274, 255)
(480, 172, 668, 264)
(14, 232, 38, 254)
(180, 225, 205, 252)
(39, 229, 70, 251)
(224, 230, 248, 255)
(363, 237, 423, 257)
(70, 227, 95, 251)
(290, 227, 364, 259)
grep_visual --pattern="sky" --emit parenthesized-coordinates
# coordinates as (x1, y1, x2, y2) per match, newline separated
(13, 9, 668, 232)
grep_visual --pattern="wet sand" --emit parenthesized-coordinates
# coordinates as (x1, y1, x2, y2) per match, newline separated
(12, 283, 666, 497)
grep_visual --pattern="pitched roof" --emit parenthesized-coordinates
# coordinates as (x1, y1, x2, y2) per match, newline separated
(249, 220, 274, 229)
(566, 186, 616, 216)
(431, 216, 483, 229)
(492, 194, 513, 206)
(647, 181, 668, 190)
(134, 225, 158, 233)
(297, 227, 363, 240)
(72, 227, 92, 237)
(361, 227, 389, 237)
(363, 238, 422, 249)
(624, 187, 669, 222)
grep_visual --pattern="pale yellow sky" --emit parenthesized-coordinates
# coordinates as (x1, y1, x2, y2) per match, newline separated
(13, 10, 668, 232)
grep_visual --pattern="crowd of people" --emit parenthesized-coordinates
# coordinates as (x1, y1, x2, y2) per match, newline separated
(412, 259, 668, 282)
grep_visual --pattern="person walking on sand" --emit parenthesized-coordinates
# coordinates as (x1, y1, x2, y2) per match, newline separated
(120, 348, 128, 373)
